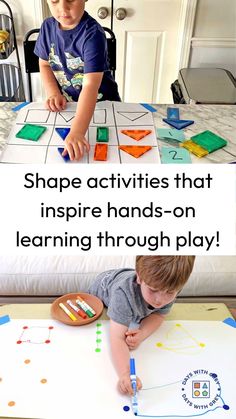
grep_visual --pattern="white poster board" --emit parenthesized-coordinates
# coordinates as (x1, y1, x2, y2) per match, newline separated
(0, 102, 160, 164)
(0, 319, 235, 418)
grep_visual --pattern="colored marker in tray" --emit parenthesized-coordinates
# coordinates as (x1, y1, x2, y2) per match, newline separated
(51, 292, 103, 326)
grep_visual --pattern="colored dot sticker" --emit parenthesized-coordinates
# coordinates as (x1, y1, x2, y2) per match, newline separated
(8, 401, 15, 407)
(223, 405, 230, 410)
(16, 340, 22, 344)
(199, 343, 205, 347)
(24, 359, 31, 364)
(45, 340, 51, 344)
(95, 323, 102, 353)
(123, 406, 130, 412)
(156, 342, 163, 347)
(40, 378, 47, 384)
(176, 323, 181, 327)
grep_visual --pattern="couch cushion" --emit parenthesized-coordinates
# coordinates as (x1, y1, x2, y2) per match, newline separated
(0, 255, 235, 296)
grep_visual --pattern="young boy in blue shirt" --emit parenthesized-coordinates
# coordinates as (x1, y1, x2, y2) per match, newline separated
(34, 0, 120, 161)
(89, 255, 195, 395)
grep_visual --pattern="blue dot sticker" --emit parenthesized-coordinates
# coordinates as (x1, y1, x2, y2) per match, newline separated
(123, 405, 130, 412)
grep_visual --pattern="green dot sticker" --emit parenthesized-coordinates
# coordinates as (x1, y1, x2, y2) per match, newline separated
(95, 323, 102, 353)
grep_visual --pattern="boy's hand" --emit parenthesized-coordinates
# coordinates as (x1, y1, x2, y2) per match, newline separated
(118, 372, 142, 395)
(125, 329, 144, 350)
(63, 132, 90, 161)
(45, 94, 67, 112)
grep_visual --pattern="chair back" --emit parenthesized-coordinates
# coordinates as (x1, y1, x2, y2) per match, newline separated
(23, 26, 117, 101)
(23, 29, 40, 101)
(103, 27, 116, 78)
(0, 14, 14, 59)
(0, 63, 25, 102)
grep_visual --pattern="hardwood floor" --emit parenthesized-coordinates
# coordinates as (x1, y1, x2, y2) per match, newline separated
(229, 308, 236, 319)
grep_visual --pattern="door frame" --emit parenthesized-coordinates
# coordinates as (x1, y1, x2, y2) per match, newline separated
(177, 0, 198, 70)
(34, 0, 50, 27)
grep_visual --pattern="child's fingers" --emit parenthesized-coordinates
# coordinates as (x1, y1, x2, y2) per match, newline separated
(65, 143, 75, 161)
(126, 382, 134, 396)
(49, 98, 58, 112)
(61, 97, 67, 110)
(49, 99, 60, 112)
(126, 336, 133, 345)
(83, 139, 90, 153)
(126, 334, 138, 343)
(45, 101, 51, 111)
(45, 94, 66, 112)
(54, 96, 66, 111)
(136, 377, 142, 391)
(125, 329, 139, 336)
(118, 382, 126, 394)
(73, 142, 84, 160)
(61, 148, 69, 157)
(119, 381, 132, 395)
(63, 139, 89, 161)
(45, 99, 55, 112)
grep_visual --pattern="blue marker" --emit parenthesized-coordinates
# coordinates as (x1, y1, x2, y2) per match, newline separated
(130, 358, 138, 415)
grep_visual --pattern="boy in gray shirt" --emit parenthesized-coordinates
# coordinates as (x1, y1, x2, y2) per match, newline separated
(89, 255, 195, 395)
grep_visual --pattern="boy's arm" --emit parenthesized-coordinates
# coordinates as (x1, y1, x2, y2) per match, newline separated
(110, 319, 142, 395)
(126, 313, 165, 349)
(39, 58, 66, 112)
(63, 72, 103, 161)
(140, 312, 165, 339)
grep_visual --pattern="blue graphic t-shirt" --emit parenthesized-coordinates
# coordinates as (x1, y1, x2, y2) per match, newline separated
(34, 12, 120, 102)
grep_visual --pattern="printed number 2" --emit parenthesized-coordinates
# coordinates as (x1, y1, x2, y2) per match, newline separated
(169, 151, 182, 160)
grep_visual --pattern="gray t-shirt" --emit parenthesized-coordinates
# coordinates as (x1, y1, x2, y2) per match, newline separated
(88, 268, 174, 327)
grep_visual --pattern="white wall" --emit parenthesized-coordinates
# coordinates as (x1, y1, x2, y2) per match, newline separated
(0, 0, 45, 38)
(189, 0, 236, 77)
(193, 0, 236, 38)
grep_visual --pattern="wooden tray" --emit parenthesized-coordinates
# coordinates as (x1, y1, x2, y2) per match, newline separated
(51, 292, 104, 326)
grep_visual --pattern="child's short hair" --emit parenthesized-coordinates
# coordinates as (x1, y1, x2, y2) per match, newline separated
(135, 256, 195, 291)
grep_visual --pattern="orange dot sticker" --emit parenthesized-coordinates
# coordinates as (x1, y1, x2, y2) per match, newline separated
(41, 378, 47, 384)
(8, 401, 15, 407)
(24, 359, 31, 364)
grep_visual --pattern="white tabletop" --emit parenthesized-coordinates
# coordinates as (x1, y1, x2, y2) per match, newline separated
(1, 102, 236, 163)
